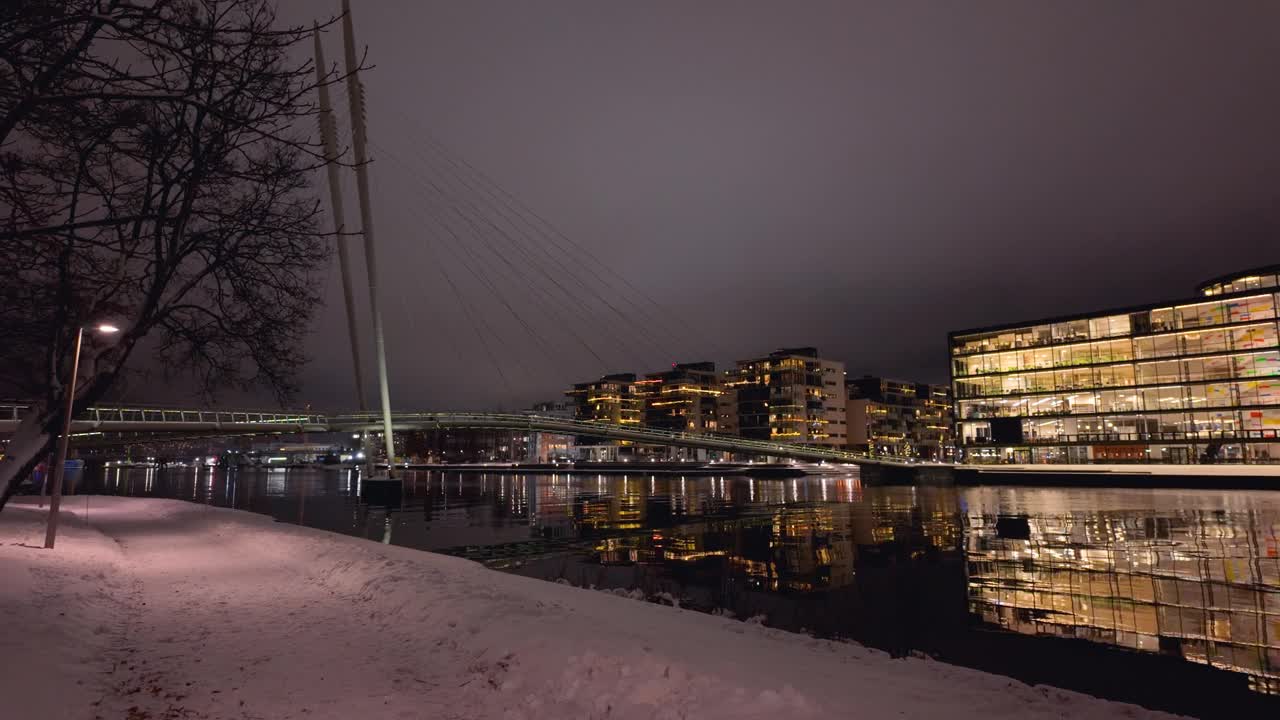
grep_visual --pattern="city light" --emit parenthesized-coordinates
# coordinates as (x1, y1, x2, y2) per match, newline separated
(44, 319, 127, 548)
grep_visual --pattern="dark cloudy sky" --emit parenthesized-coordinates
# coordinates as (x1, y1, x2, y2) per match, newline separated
(265, 0, 1280, 412)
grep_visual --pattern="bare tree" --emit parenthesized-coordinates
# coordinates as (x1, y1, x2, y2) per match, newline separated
(0, 0, 357, 507)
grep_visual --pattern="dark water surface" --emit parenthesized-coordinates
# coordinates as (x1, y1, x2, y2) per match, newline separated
(74, 466, 1280, 718)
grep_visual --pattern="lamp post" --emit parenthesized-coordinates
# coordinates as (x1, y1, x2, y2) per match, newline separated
(45, 323, 119, 549)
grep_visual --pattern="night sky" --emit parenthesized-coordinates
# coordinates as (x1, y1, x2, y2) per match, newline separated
(207, 1, 1280, 411)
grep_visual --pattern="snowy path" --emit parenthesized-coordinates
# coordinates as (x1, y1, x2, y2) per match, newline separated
(1, 498, 1178, 719)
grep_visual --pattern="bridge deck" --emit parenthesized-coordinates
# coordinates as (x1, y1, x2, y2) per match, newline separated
(0, 404, 914, 465)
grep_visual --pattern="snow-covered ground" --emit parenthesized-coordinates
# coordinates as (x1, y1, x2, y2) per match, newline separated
(0, 497, 1178, 719)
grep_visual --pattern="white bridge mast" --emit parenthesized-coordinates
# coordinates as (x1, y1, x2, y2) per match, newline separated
(313, 24, 375, 479)
(340, 0, 398, 477)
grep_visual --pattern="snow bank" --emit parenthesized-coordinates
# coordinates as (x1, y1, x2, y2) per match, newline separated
(0, 503, 129, 719)
(0, 498, 1180, 719)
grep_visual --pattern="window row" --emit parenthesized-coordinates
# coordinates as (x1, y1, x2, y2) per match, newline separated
(960, 409, 1280, 440)
(1201, 272, 1279, 297)
(951, 295, 1279, 356)
(954, 351, 1280, 398)
(953, 339, 1136, 376)
(1134, 324, 1277, 360)
(957, 379, 1280, 419)
(953, 322, 1279, 377)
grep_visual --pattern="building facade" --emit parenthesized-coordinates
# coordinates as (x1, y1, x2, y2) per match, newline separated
(950, 266, 1280, 464)
(635, 362, 722, 433)
(846, 376, 954, 461)
(723, 347, 847, 447)
(401, 429, 524, 463)
(565, 373, 643, 426)
(915, 383, 955, 461)
(526, 400, 576, 462)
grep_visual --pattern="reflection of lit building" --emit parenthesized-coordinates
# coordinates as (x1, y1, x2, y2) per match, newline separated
(846, 376, 956, 461)
(756, 506, 854, 591)
(573, 481, 962, 593)
(951, 267, 1280, 464)
(965, 502, 1280, 694)
(573, 475, 647, 535)
(532, 475, 575, 538)
(722, 347, 847, 447)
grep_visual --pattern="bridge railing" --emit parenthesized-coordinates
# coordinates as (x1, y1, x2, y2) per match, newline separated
(79, 406, 327, 427)
(1, 403, 871, 462)
(0, 403, 328, 428)
(329, 411, 870, 462)
(0, 404, 21, 422)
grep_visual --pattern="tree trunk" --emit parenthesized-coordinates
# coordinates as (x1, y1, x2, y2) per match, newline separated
(0, 408, 57, 511)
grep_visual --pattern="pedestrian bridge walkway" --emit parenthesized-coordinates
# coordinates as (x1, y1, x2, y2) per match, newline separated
(0, 404, 890, 464)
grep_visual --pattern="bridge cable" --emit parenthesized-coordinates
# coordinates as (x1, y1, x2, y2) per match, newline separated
(389, 126, 678, 367)
(368, 138, 621, 376)
(385, 138, 661, 370)
(365, 148, 579, 386)
(363, 158, 517, 397)
(377, 106, 699, 363)
(369, 170, 547, 390)
(332, 108, 557, 391)
(384, 107, 723, 360)
(332, 107, 521, 400)
(338, 99, 724, 398)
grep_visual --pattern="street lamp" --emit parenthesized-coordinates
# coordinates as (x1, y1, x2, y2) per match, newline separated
(45, 322, 119, 549)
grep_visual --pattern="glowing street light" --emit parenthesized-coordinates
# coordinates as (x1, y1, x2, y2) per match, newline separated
(45, 322, 119, 549)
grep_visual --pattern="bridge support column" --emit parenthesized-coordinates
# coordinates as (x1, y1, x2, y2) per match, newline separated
(342, 0, 398, 476)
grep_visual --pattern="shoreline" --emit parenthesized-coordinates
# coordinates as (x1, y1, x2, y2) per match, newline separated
(282, 460, 1280, 489)
(956, 462, 1280, 489)
(0, 497, 1177, 719)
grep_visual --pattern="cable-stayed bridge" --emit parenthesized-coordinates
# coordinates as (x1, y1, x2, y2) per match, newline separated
(0, 404, 882, 464)
(13, 11, 893, 481)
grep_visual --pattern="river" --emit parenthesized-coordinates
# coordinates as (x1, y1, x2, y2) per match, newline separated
(64, 465, 1280, 718)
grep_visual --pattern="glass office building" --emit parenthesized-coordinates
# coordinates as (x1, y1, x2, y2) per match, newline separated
(950, 266, 1280, 464)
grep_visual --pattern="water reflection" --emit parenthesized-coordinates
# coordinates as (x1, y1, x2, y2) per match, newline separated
(963, 487, 1280, 696)
(74, 466, 1280, 714)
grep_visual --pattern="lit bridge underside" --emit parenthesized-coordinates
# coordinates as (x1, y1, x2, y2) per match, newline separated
(0, 405, 883, 464)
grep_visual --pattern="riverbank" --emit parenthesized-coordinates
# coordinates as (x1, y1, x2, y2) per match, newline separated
(956, 462, 1280, 489)
(0, 498, 1175, 719)
(388, 461, 845, 478)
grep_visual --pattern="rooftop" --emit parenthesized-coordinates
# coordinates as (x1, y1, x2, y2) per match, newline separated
(950, 264, 1279, 339)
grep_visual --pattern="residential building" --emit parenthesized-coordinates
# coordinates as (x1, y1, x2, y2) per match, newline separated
(565, 373, 643, 425)
(565, 373, 645, 460)
(635, 361, 722, 433)
(529, 399, 574, 417)
(846, 376, 955, 461)
(526, 400, 575, 462)
(401, 429, 523, 463)
(950, 266, 1280, 464)
(723, 347, 847, 447)
(716, 388, 739, 437)
(914, 383, 956, 461)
